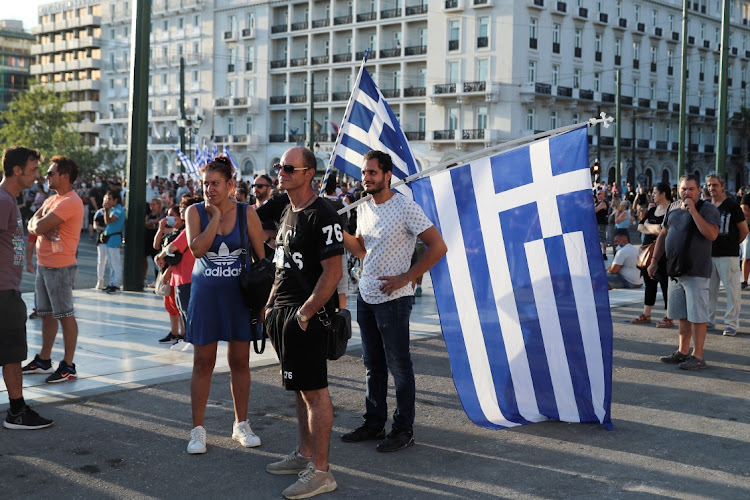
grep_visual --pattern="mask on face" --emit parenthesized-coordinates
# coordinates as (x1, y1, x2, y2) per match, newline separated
(615, 245, 622, 252)
(96, 182, 102, 188)
(166, 216, 176, 227)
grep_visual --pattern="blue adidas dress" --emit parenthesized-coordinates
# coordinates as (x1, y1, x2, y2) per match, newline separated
(186, 202, 253, 345)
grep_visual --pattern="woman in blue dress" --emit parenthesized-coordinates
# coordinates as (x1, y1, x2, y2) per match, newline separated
(183, 156, 266, 454)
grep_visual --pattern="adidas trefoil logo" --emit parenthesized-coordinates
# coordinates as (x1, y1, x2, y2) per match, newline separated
(205, 242, 242, 266)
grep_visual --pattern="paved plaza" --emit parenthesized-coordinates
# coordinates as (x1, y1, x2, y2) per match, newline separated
(1, 275, 749, 498)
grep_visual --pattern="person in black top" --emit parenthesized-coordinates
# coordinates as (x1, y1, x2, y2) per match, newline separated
(595, 189, 610, 260)
(262, 146, 342, 498)
(706, 174, 748, 336)
(632, 182, 673, 327)
(741, 191, 750, 289)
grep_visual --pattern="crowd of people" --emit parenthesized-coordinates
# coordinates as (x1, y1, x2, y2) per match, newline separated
(595, 173, 747, 372)
(2, 145, 442, 500)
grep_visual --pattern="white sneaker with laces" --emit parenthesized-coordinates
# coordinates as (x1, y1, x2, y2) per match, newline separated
(170, 339, 185, 350)
(181, 342, 194, 352)
(187, 425, 207, 454)
(232, 420, 261, 447)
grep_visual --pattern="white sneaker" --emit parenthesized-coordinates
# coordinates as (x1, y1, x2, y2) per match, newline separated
(170, 339, 186, 351)
(181, 342, 194, 352)
(95, 280, 105, 290)
(232, 420, 261, 448)
(187, 425, 207, 454)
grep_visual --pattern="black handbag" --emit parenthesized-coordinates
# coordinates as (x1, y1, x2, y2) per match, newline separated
(237, 203, 275, 315)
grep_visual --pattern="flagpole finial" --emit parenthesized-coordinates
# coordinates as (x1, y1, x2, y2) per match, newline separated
(363, 48, 371, 63)
(590, 113, 614, 129)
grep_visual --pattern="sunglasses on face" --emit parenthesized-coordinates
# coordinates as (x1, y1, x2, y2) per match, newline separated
(253, 183, 271, 188)
(273, 163, 308, 174)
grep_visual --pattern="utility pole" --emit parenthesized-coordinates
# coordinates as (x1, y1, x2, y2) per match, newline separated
(716, 0, 730, 176)
(308, 73, 315, 149)
(123, 0, 151, 292)
(615, 69, 622, 188)
(678, 0, 689, 177)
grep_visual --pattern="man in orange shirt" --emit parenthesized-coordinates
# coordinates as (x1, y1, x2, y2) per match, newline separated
(23, 156, 84, 384)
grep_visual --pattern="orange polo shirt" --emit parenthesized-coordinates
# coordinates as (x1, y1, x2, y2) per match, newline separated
(35, 190, 84, 268)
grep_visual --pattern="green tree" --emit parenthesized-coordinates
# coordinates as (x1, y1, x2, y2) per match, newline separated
(0, 83, 124, 179)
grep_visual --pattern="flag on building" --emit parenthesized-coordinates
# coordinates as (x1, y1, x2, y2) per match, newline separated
(410, 126, 613, 429)
(328, 66, 419, 196)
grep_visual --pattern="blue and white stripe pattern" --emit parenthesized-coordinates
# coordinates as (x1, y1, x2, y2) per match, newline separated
(222, 144, 238, 174)
(411, 126, 613, 430)
(329, 67, 419, 195)
(174, 147, 197, 176)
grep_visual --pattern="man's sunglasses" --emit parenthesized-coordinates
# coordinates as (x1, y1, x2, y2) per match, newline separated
(252, 183, 272, 188)
(273, 163, 309, 174)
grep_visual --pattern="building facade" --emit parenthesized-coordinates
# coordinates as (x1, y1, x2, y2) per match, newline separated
(0, 20, 34, 112)
(28, 0, 750, 187)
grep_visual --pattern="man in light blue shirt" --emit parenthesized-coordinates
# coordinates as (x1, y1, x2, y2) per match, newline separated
(103, 190, 125, 293)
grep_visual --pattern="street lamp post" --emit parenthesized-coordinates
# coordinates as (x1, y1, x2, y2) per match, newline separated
(177, 114, 203, 166)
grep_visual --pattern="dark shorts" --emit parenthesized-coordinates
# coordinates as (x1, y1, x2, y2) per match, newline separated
(265, 306, 327, 391)
(0, 290, 27, 366)
(598, 224, 608, 244)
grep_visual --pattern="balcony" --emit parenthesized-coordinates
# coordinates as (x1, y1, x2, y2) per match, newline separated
(331, 92, 350, 101)
(595, 12, 608, 24)
(290, 57, 307, 67)
(405, 45, 427, 56)
(637, 139, 650, 149)
(689, 105, 700, 114)
(530, 38, 538, 49)
(636, 23, 645, 33)
(704, 144, 714, 153)
(554, 2, 567, 14)
(434, 83, 457, 94)
(557, 86, 572, 97)
(595, 51, 602, 62)
(311, 55, 329, 65)
(651, 27, 662, 38)
(673, 103, 680, 112)
(600, 137, 614, 146)
(702, 40, 710, 50)
(705, 108, 716, 117)
(478, 36, 489, 48)
(464, 81, 487, 92)
(289, 94, 307, 103)
(621, 138, 632, 147)
(614, 55, 621, 66)
(246, 61, 253, 71)
(462, 129, 486, 140)
(357, 12, 377, 22)
(688, 36, 695, 45)
(271, 24, 287, 34)
(333, 53, 352, 63)
(242, 28, 255, 39)
(651, 62, 657, 72)
(270, 96, 286, 105)
(615, 18, 627, 29)
(269, 134, 286, 142)
(380, 48, 401, 58)
(404, 87, 426, 97)
(668, 66, 673, 75)
(575, 7, 588, 19)
(381, 8, 401, 18)
(312, 18, 330, 29)
(227, 64, 235, 73)
(657, 101, 669, 111)
(669, 32, 679, 43)
(406, 5, 428, 15)
(333, 15, 352, 25)
(356, 50, 376, 60)
(656, 141, 668, 150)
(579, 89, 594, 100)
(472, 0, 491, 6)
(404, 131, 425, 141)
(223, 31, 236, 41)
(621, 96, 633, 105)
(574, 47, 582, 57)
(433, 130, 455, 140)
(381, 89, 400, 98)
(313, 93, 328, 102)
(553, 42, 560, 53)
(449, 39, 459, 51)
(291, 21, 308, 31)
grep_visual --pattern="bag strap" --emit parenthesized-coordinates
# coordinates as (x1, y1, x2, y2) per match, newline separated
(237, 202, 265, 354)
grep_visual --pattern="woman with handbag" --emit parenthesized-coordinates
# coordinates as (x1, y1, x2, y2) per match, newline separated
(632, 182, 673, 327)
(153, 206, 185, 344)
(183, 156, 266, 455)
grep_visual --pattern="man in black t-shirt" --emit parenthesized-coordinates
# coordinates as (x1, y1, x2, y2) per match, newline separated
(595, 189, 610, 260)
(706, 174, 748, 336)
(263, 146, 342, 499)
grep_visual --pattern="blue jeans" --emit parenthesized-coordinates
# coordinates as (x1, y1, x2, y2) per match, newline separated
(357, 294, 415, 432)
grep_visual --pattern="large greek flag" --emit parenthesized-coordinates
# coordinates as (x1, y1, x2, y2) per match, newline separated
(411, 126, 613, 429)
(329, 66, 419, 195)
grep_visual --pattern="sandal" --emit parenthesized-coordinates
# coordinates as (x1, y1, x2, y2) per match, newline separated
(631, 314, 652, 324)
(656, 317, 674, 328)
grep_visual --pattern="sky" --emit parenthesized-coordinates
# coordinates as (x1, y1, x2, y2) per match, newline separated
(4, 1, 45, 32)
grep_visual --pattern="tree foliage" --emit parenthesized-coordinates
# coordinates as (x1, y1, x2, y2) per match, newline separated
(0, 83, 123, 179)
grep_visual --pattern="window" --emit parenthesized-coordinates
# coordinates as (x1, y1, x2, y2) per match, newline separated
(699, 57, 705, 75)
(193, 14, 200, 27)
(650, 46, 656, 64)
(615, 38, 622, 56)
(418, 111, 425, 133)
(573, 68, 581, 88)
(552, 23, 560, 44)
(572, 113, 580, 124)
(595, 33, 602, 53)
(449, 20, 459, 41)
(550, 110, 558, 129)
(634, 4, 640, 22)
(616, 0, 621, 17)
(477, 106, 488, 129)
(650, 82, 655, 100)
(246, 44, 254, 62)
(229, 15, 236, 32)
(715, 27, 720, 45)
(448, 61, 459, 83)
(526, 108, 535, 131)
(575, 29, 581, 48)
(418, 68, 426, 87)
(669, 14, 674, 32)
(246, 79, 254, 98)
(477, 59, 488, 81)
(552, 65, 559, 86)
(530, 18, 537, 39)
(178, 17, 184, 29)
(633, 79, 639, 99)
(478, 16, 489, 38)
(248, 12, 255, 29)
(246, 116, 253, 135)
(594, 72, 600, 91)
(448, 108, 458, 130)
(633, 42, 640, 61)
(666, 122, 672, 143)
(649, 122, 654, 141)
(652, 9, 658, 26)
(667, 85, 673, 103)
(228, 116, 234, 136)
(668, 49, 674, 67)
(700, 23, 705, 40)
(528, 61, 536, 82)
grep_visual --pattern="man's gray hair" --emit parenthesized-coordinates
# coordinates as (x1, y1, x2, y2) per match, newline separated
(705, 173, 726, 186)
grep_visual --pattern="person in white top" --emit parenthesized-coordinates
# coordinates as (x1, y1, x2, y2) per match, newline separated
(607, 229, 644, 289)
(341, 150, 447, 452)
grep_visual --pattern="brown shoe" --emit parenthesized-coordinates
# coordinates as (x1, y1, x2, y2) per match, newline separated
(656, 318, 674, 328)
(631, 314, 652, 324)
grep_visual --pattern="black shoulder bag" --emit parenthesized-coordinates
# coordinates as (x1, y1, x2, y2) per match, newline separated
(238, 202, 275, 354)
(665, 200, 703, 281)
(281, 244, 351, 361)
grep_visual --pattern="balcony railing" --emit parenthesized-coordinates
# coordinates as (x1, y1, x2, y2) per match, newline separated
(404, 131, 425, 140)
(656, 141, 668, 150)
(356, 50, 375, 60)
(449, 40, 459, 51)
(445, 0, 459, 8)
(433, 130, 455, 140)
(621, 96, 633, 105)
(637, 139, 650, 148)
(269, 134, 285, 142)
(689, 105, 700, 114)
(406, 5, 428, 15)
(477, 36, 488, 48)
(331, 92, 350, 101)
(579, 89, 594, 100)
(311, 55, 329, 65)
(381, 89, 400, 98)
(434, 83, 457, 94)
(270, 59, 287, 69)
(705, 108, 716, 117)
(557, 86, 572, 97)
(291, 21, 308, 31)
(600, 137, 614, 146)
(313, 93, 328, 102)
(381, 8, 401, 19)
(270, 96, 286, 104)
(290, 57, 307, 67)
(464, 81, 486, 92)
(601, 92, 615, 103)
(535, 82, 552, 94)
(380, 48, 401, 58)
(405, 45, 427, 56)
(246, 61, 253, 71)
(657, 101, 669, 110)
(638, 98, 650, 108)
(289, 94, 307, 103)
(333, 53, 352, 63)
(621, 138, 632, 147)
(462, 129, 485, 140)
(333, 15, 352, 25)
(357, 12, 377, 22)
(312, 18, 330, 29)
(404, 87, 426, 97)
(271, 24, 287, 34)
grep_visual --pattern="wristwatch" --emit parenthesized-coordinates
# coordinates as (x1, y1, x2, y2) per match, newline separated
(296, 309, 309, 323)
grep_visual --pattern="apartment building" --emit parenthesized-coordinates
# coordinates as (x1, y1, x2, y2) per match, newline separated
(28, 0, 750, 185)
(30, 0, 103, 146)
(0, 20, 34, 112)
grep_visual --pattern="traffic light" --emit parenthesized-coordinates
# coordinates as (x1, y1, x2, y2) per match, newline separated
(591, 160, 600, 181)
